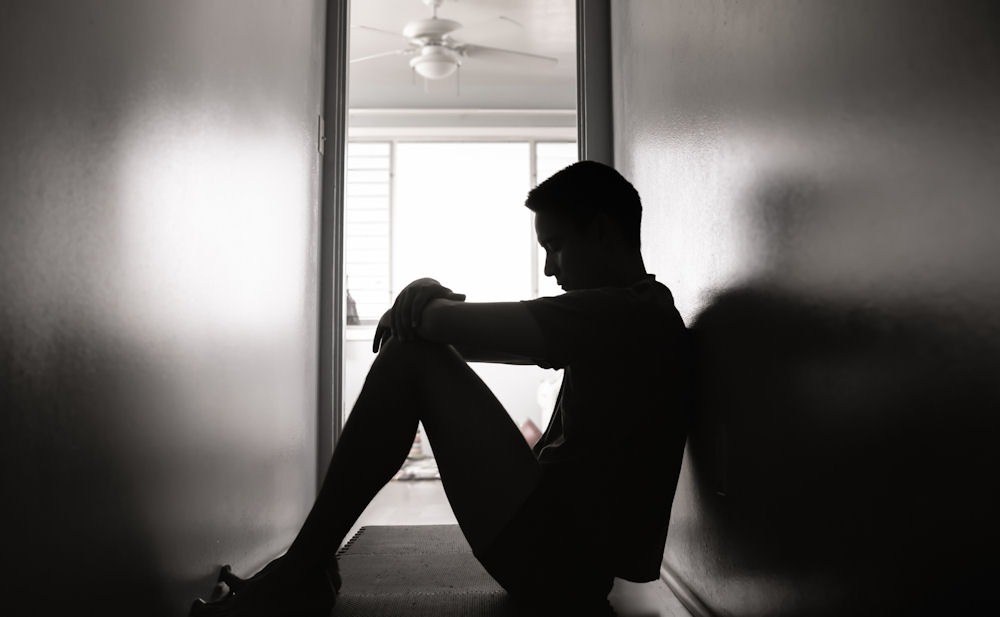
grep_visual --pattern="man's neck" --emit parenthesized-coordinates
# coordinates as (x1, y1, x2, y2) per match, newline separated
(605, 254, 648, 288)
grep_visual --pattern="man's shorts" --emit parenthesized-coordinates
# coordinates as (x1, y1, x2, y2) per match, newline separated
(475, 479, 615, 615)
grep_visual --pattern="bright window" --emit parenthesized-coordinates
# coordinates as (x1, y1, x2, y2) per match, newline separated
(343, 140, 577, 325)
(393, 142, 532, 303)
(344, 142, 392, 325)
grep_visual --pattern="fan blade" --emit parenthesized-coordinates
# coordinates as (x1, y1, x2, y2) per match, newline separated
(450, 15, 524, 40)
(498, 15, 525, 29)
(352, 24, 408, 41)
(350, 49, 411, 64)
(461, 43, 558, 66)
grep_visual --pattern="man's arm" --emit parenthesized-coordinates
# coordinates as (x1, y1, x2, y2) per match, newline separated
(416, 299, 546, 363)
(449, 346, 536, 365)
(371, 278, 547, 363)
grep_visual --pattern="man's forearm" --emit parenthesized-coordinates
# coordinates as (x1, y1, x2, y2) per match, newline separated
(414, 298, 546, 361)
(414, 299, 466, 343)
(450, 344, 535, 365)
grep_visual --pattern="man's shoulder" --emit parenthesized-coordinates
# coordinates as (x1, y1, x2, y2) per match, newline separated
(530, 275, 673, 305)
(523, 278, 682, 332)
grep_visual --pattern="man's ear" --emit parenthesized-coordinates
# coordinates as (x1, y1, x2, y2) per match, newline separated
(593, 212, 621, 248)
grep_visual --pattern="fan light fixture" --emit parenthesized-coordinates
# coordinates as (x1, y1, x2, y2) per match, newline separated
(351, 0, 558, 85)
(409, 45, 458, 79)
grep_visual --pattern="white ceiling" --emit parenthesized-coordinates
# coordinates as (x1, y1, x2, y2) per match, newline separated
(348, 0, 577, 110)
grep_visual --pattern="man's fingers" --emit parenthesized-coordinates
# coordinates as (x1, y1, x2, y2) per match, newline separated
(374, 326, 393, 353)
(398, 288, 418, 341)
(402, 290, 416, 339)
(375, 307, 394, 351)
(412, 287, 459, 330)
(374, 325, 390, 352)
(411, 289, 430, 328)
(392, 294, 406, 340)
(388, 280, 463, 342)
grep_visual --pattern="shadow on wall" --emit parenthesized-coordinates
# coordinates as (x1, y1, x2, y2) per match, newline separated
(1, 315, 313, 616)
(0, 329, 170, 612)
(670, 175, 1000, 615)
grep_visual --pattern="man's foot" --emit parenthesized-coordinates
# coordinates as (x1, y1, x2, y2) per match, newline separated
(218, 557, 342, 596)
(216, 560, 278, 596)
(190, 559, 339, 617)
(218, 557, 340, 593)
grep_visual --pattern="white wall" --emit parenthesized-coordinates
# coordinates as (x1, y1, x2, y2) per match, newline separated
(612, 1, 1000, 614)
(0, 2, 327, 615)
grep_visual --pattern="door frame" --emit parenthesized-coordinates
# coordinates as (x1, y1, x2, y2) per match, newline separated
(576, 0, 613, 165)
(321, 0, 612, 487)
(318, 0, 349, 488)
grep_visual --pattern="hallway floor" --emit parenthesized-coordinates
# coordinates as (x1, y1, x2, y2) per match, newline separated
(344, 478, 692, 617)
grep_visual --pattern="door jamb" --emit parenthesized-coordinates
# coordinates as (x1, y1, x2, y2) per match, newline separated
(321, 0, 610, 488)
(576, 0, 613, 165)
(318, 0, 349, 489)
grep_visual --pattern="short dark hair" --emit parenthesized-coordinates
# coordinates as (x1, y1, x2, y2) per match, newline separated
(525, 160, 642, 250)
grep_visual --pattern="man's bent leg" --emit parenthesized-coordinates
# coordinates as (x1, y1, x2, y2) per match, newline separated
(191, 337, 541, 615)
(390, 339, 541, 553)
(285, 337, 539, 570)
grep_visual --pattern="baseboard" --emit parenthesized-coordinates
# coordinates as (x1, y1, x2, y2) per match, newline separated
(660, 563, 715, 617)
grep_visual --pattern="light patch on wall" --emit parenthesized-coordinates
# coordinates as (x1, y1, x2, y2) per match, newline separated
(106, 112, 316, 578)
(627, 117, 1000, 321)
(627, 129, 779, 321)
(115, 122, 308, 339)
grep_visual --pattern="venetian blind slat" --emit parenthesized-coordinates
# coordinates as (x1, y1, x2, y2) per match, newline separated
(345, 142, 391, 324)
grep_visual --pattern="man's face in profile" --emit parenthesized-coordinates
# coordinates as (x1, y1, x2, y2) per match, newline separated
(533, 209, 604, 292)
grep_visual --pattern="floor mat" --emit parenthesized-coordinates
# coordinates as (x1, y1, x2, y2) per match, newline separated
(331, 524, 520, 616)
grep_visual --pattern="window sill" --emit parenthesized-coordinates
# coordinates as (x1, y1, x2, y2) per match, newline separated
(345, 325, 377, 341)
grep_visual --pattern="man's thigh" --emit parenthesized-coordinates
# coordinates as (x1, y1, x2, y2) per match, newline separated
(477, 485, 615, 612)
(376, 339, 541, 552)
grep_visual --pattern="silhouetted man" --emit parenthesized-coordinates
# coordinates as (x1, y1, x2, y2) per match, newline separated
(191, 161, 690, 617)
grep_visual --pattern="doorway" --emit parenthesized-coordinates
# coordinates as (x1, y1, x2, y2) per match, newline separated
(337, 0, 578, 536)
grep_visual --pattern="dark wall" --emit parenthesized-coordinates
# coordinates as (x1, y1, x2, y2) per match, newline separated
(0, 2, 327, 615)
(612, 1, 1000, 615)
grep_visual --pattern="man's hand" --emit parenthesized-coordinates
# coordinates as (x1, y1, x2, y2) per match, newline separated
(372, 278, 465, 352)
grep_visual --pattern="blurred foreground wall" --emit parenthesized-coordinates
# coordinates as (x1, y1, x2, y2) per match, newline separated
(0, 2, 327, 614)
(612, 2, 1000, 614)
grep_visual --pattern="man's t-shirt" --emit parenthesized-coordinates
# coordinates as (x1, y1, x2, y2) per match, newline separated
(521, 274, 690, 583)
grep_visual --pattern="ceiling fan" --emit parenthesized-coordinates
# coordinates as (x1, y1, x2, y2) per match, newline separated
(351, 0, 558, 81)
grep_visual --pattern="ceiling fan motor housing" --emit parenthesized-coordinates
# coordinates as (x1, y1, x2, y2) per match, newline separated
(409, 44, 460, 79)
(402, 17, 461, 41)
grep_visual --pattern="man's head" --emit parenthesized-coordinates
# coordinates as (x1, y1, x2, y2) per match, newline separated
(525, 161, 644, 291)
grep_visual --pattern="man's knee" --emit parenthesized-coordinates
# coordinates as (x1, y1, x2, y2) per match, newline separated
(373, 337, 462, 372)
